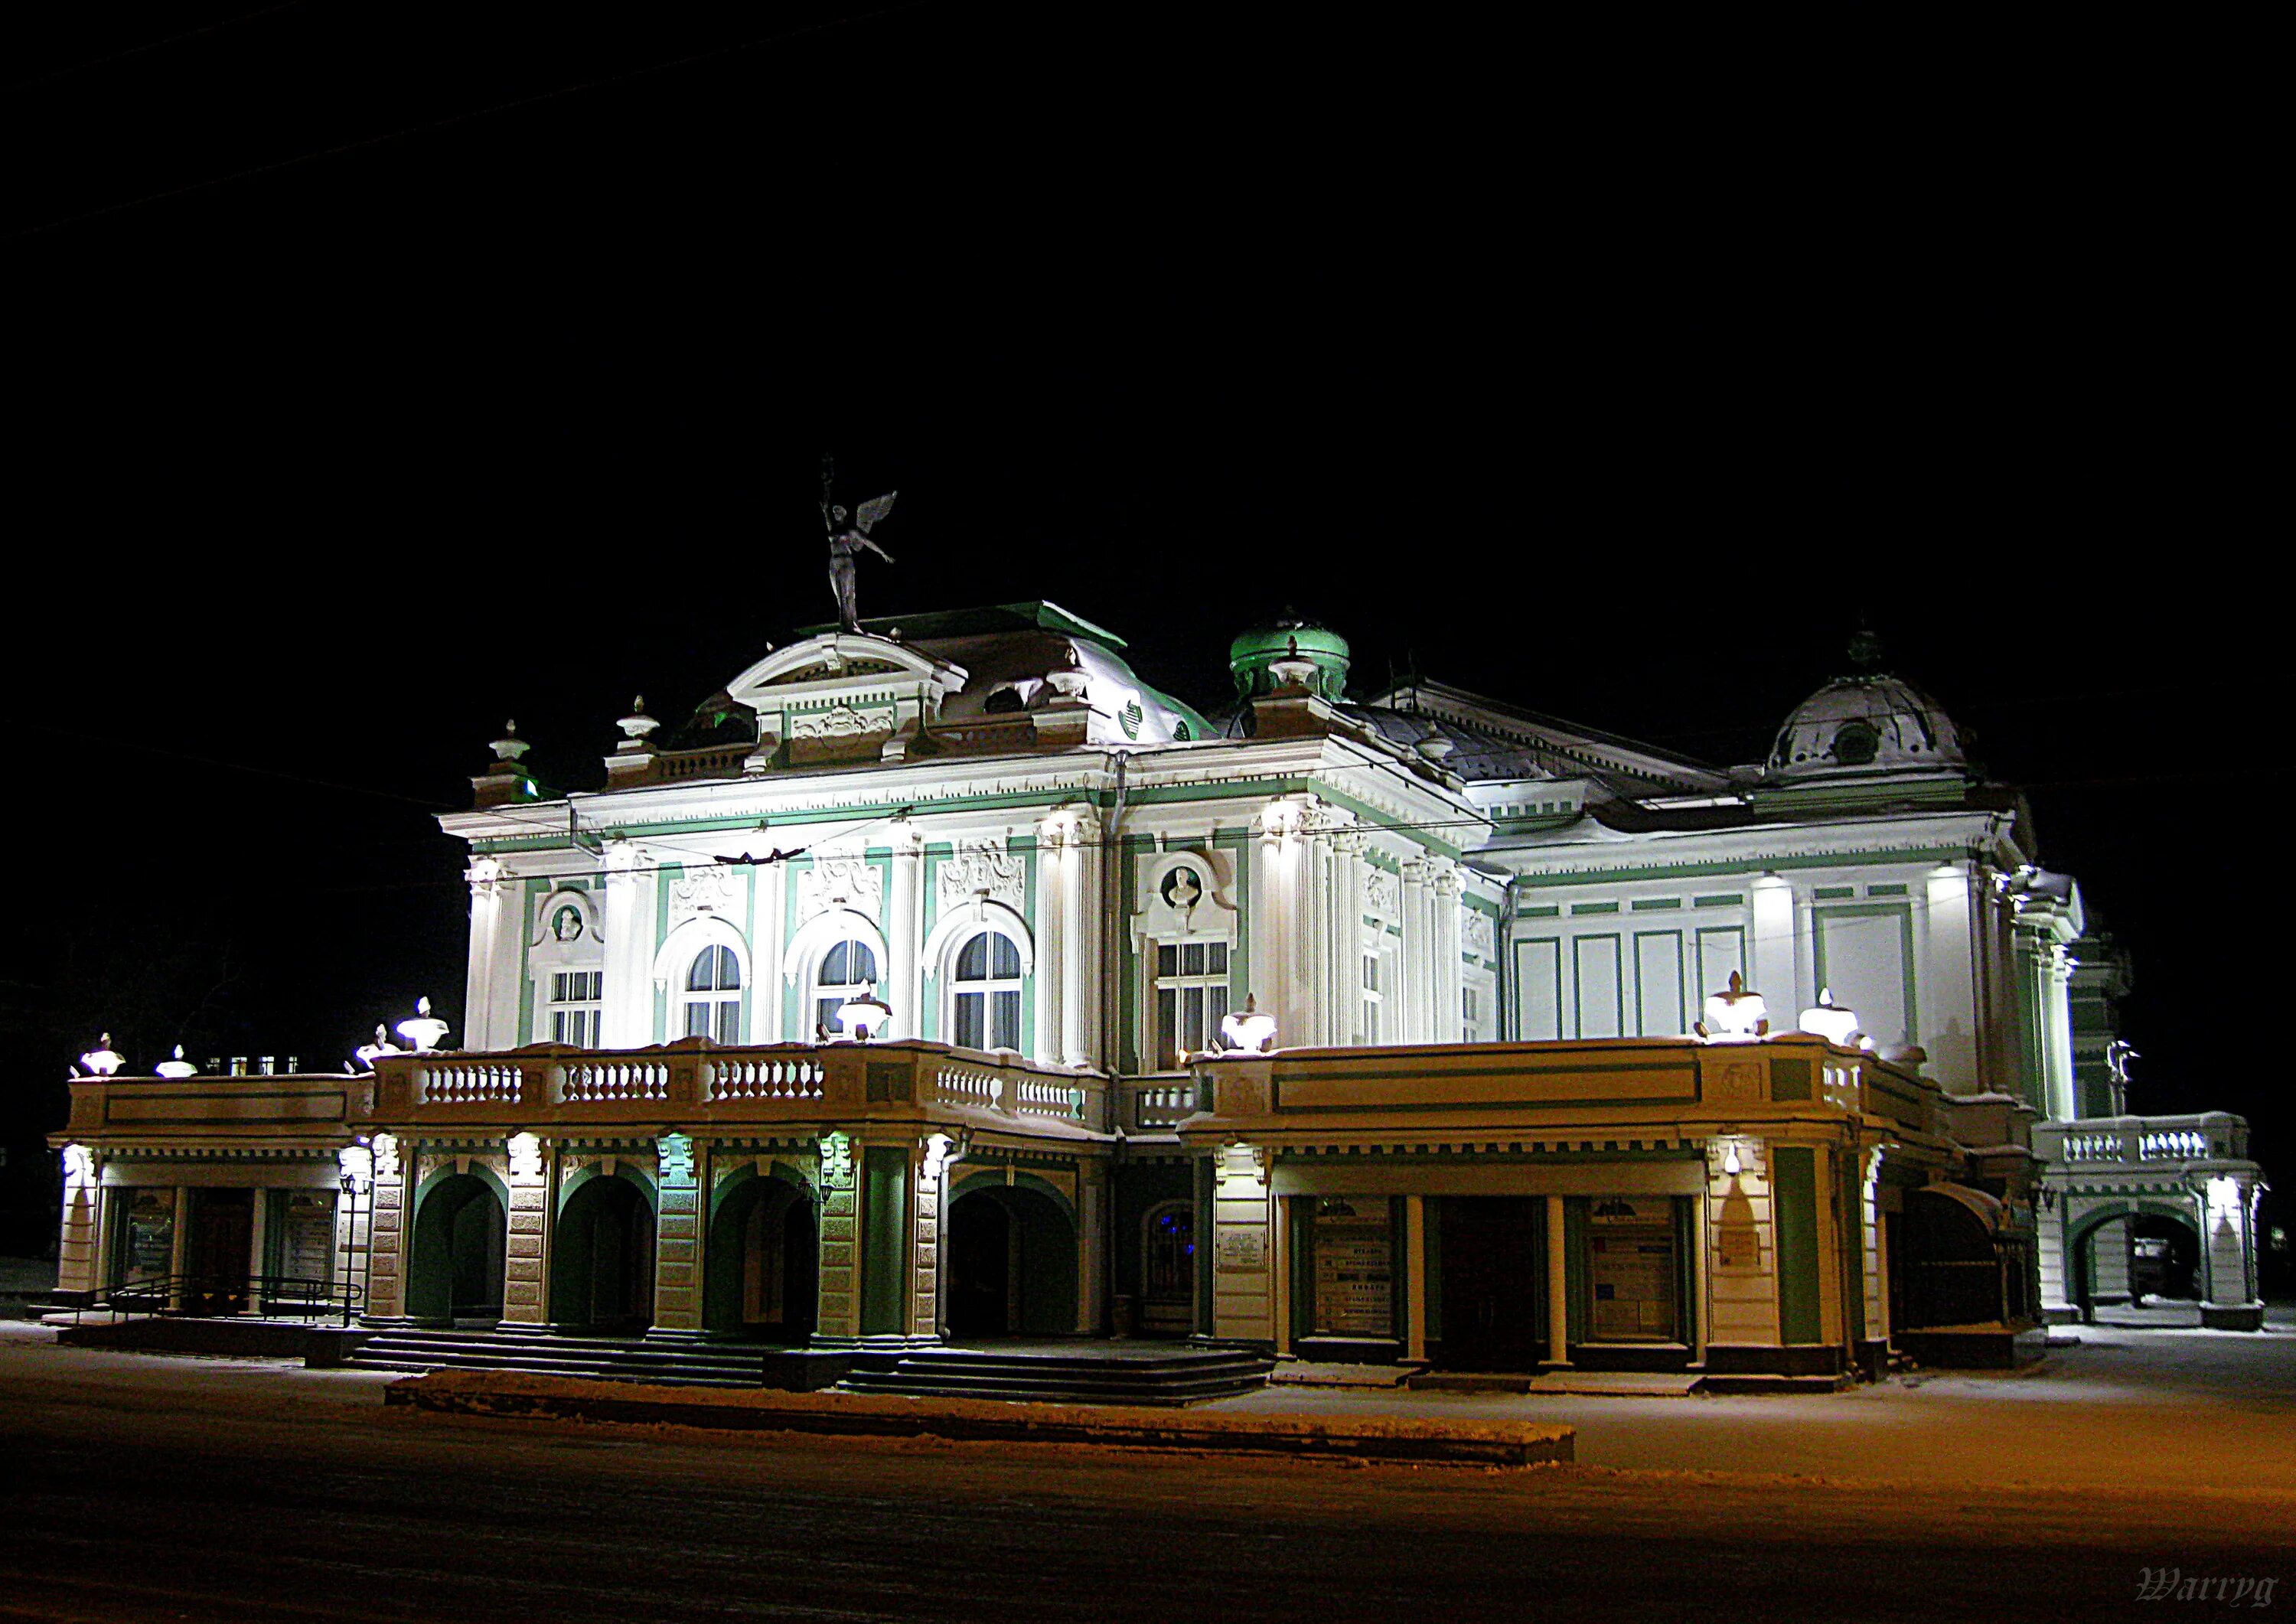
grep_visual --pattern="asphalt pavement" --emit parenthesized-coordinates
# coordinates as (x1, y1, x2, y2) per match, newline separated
(2, 1319, 2291, 1623)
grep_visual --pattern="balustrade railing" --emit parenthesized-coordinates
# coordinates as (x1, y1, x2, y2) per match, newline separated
(415, 1061, 523, 1106)
(706, 1056, 824, 1102)
(2037, 1112, 2246, 1166)
(560, 1058, 670, 1104)
(933, 1065, 1003, 1110)
(1127, 1080, 1198, 1130)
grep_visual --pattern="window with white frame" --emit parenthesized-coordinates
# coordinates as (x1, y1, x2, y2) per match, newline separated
(551, 970, 603, 1047)
(1362, 947, 1384, 1045)
(1463, 980, 1487, 1044)
(1153, 939, 1228, 1069)
(951, 930, 1023, 1051)
(814, 938, 879, 1038)
(683, 945, 742, 1043)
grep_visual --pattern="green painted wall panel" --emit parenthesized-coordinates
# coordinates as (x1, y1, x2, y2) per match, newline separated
(1773, 1146, 1822, 1345)
(860, 1147, 909, 1336)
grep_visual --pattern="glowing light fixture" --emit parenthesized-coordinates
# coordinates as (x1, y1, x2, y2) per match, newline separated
(1723, 1140, 1743, 1176)
(351, 1025, 403, 1072)
(1796, 987, 1865, 1048)
(78, 1035, 123, 1077)
(155, 1045, 197, 1080)
(1219, 994, 1278, 1055)
(833, 992, 892, 1042)
(396, 997, 451, 1052)
(1694, 972, 1769, 1042)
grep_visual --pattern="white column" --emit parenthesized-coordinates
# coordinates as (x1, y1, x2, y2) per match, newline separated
(1068, 810, 1102, 1067)
(601, 840, 657, 1048)
(1249, 797, 1313, 1044)
(1397, 858, 1425, 1042)
(888, 820, 925, 1042)
(1750, 873, 1795, 1012)
(1332, 830, 1367, 1044)
(462, 858, 516, 1050)
(1433, 861, 1464, 1042)
(757, 861, 786, 1043)
(2044, 949, 2078, 1121)
(1037, 807, 1101, 1068)
(1919, 862, 1981, 1094)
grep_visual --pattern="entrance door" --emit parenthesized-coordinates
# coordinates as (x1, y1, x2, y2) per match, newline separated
(1436, 1198, 1544, 1370)
(188, 1190, 253, 1314)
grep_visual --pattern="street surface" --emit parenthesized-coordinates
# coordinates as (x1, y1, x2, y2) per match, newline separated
(2, 1317, 2291, 1622)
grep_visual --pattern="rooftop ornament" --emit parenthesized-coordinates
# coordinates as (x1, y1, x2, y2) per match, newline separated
(77, 1034, 123, 1077)
(155, 1045, 197, 1080)
(1796, 987, 1867, 1049)
(615, 697, 660, 752)
(820, 455, 897, 633)
(1694, 972, 1769, 1042)
(490, 721, 530, 766)
(396, 997, 451, 1052)
(352, 1025, 405, 1072)
(1218, 994, 1278, 1055)
(833, 992, 892, 1042)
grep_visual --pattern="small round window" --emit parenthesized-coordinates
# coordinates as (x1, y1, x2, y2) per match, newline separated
(1832, 720, 1880, 766)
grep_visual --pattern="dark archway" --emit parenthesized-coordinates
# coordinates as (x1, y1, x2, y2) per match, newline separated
(703, 1173, 818, 1342)
(947, 1182, 1077, 1338)
(552, 1173, 655, 1333)
(1890, 1185, 2010, 1330)
(408, 1172, 505, 1324)
(1139, 1198, 1195, 1337)
(2129, 1213, 2202, 1303)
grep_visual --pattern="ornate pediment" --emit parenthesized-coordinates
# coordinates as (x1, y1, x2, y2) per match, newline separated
(797, 851, 883, 924)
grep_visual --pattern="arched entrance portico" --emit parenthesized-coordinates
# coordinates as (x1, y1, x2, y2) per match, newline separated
(2069, 1202, 2203, 1316)
(408, 1171, 507, 1325)
(703, 1169, 819, 1342)
(946, 1178, 1078, 1338)
(1890, 1184, 2025, 1331)
(551, 1171, 656, 1334)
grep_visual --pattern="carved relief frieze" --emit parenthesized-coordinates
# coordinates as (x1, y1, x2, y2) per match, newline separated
(937, 836, 1025, 914)
(667, 864, 742, 933)
(797, 852, 883, 924)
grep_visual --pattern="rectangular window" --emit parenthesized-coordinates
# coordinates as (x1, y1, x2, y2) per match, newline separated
(1362, 950, 1383, 1045)
(1462, 984, 1482, 1041)
(552, 970, 603, 1047)
(1153, 938, 1231, 1068)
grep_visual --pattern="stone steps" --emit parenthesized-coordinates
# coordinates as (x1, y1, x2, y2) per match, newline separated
(837, 1347, 1273, 1406)
(343, 1328, 788, 1388)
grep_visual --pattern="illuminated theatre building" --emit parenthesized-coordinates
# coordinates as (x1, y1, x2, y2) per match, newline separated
(53, 603, 2268, 1384)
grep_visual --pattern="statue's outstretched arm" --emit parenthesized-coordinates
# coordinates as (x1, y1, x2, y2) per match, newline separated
(863, 536, 895, 563)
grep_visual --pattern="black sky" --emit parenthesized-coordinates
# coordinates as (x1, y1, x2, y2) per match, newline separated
(4, 6, 2287, 1265)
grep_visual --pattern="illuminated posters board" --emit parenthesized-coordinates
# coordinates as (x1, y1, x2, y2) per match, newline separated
(1311, 1202, 1393, 1337)
(1587, 1198, 1677, 1340)
(123, 1191, 174, 1281)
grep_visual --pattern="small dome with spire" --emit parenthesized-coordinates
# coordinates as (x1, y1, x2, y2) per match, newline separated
(1766, 631, 1968, 782)
(1229, 610, 1350, 703)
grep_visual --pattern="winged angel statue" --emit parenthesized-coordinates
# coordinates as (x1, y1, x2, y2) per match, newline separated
(823, 468, 897, 633)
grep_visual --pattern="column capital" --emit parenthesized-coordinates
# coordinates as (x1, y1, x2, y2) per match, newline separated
(465, 856, 510, 898)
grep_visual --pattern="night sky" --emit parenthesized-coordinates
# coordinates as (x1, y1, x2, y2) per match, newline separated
(5, 8, 2285, 1269)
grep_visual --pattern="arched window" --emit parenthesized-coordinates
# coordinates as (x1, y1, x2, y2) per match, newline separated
(814, 938, 879, 1038)
(951, 930, 1023, 1051)
(684, 944, 742, 1043)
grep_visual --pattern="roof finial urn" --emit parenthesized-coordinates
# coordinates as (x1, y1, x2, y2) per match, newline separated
(615, 697, 660, 752)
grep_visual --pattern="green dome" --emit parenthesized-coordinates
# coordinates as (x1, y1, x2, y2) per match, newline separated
(1229, 613, 1351, 703)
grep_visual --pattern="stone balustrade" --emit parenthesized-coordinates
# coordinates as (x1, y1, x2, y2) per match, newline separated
(2034, 1112, 2249, 1167)
(370, 1039, 1110, 1137)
